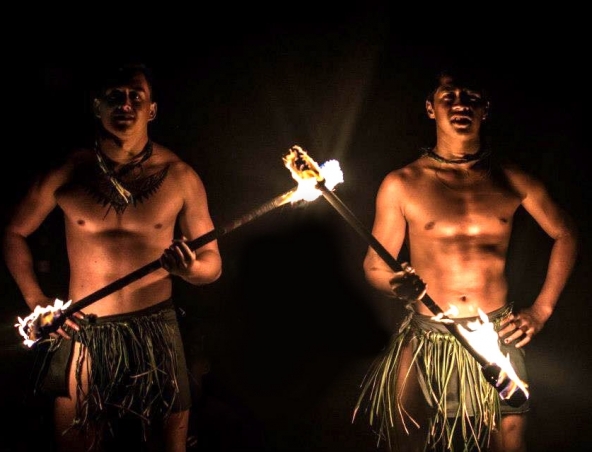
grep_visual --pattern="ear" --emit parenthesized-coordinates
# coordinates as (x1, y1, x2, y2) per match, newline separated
(481, 100, 490, 120)
(148, 102, 157, 121)
(426, 100, 435, 119)
(93, 98, 102, 119)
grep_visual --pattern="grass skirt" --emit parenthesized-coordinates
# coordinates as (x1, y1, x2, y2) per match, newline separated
(45, 299, 188, 449)
(353, 304, 528, 451)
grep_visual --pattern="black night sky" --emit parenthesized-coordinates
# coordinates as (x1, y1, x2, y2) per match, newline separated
(1, 8, 591, 452)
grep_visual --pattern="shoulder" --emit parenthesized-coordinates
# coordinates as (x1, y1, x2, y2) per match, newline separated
(151, 143, 198, 174)
(380, 158, 427, 191)
(498, 159, 547, 198)
(36, 147, 94, 186)
(151, 142, 206, 190)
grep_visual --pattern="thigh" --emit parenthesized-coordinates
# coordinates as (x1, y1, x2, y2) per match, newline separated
(392, 340, 432, 452)
(162, 409, 189, 452)
(54, 341, 93, 451)
(488, 413, 527, 452)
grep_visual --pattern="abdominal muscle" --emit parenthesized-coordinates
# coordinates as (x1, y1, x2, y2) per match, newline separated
(64, 224, 175, 317)
(410, 236, 510, 318)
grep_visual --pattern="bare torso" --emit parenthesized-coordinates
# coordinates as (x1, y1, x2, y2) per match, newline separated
(392, 155, 522, 317)
(56, 144, 194, 316)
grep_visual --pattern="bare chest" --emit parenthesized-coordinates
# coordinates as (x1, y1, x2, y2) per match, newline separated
(56, 164, 182, 233)
(404, 173, 522, 238)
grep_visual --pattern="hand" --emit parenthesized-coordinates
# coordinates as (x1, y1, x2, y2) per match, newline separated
(160, 238, 197, 277)
(498, 307, 545, 348)
(27, 298, 83, 342)
(53, 311, 85, 340)
(389, 262, 427, 302)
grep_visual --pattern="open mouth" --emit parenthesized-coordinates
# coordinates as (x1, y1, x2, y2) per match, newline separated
(450, 116, 472, 126)
(113, 115, 135, 122)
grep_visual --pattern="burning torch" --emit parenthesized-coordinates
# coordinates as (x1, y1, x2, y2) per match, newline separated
(15, 147, 344, 348)
(284, 146, 529, 408)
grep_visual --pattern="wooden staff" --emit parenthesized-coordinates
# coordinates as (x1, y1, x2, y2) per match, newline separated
(19, 188, 301, 346)
(284, 146, 527, 407)
(315, 180, 528, 407)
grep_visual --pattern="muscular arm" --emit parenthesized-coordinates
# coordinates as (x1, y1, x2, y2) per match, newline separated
(363, 171, 409, 297)
(516, 170, 578, 321)
(3, 170, 64, 311)
(162, 162, 222, 285)
(501, 167, 579, 346)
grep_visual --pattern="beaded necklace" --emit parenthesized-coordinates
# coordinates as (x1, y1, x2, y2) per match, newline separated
(95, 140, 153, 204)
(421, 147, 490, 164)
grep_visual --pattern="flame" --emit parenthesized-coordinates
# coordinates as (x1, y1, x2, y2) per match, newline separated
(283, 145, 344, 202)
(438, 307, 530, 400)
(15, 298, 71, 347)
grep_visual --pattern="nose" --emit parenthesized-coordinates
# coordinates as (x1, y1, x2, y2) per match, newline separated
(119, 93, 134, 111)
(108, 90, 134, 110)
(451, 91, 473, 110)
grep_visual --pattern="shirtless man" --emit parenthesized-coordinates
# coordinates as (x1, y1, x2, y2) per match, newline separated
(3, 63, 222, 451)
(354, 66, 578, 451)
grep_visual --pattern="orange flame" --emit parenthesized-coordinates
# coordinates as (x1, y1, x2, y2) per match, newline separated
(435, 306, 529, 400)
(15, 146, 341, 348)
(283, 145, 343, 202)
(15, 299, 71, 348)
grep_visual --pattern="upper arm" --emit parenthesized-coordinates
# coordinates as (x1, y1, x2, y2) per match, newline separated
(175, 163, 219, 254)
(364, 171, 408, 271)
(510, 167, 577, 240)
(5, 169, 64, 239)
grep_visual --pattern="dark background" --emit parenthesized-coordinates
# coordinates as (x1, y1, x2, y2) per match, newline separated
(1, 7, 590, 452)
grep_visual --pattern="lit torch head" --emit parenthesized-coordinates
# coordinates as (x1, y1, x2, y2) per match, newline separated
(434, 306, 530, 407)
(282, 145, 343, 202)
(15, 299, 71, 347)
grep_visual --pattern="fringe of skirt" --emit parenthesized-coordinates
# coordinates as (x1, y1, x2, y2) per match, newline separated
(66, 308, 180, 449)
(353, 307, 513, 451)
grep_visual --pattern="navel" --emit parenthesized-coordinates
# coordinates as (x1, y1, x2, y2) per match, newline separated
(425, 221, 435, 230)
(77, 219, 85, 226)
(154, 223, 163, 229)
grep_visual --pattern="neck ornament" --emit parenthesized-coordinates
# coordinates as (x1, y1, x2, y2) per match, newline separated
(94, 140, 153, 204)
(421, 147, 490, 165)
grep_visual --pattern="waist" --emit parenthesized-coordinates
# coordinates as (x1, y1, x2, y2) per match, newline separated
(84, 298, 176, 324)
(410, 304, 512, 333)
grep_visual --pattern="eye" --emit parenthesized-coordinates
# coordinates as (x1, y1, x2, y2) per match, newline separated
(129, 91, 147, 105)
(468, 95, 485, 106)
(104, 90, 126, 106)
(464, 90, 483, 104)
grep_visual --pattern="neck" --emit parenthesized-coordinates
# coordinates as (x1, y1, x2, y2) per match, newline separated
(422, 147, 489, 165)
(96, 132, 151, 162)
(95, 140, 153, 173)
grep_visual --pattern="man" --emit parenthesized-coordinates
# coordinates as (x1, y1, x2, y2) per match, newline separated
(3, 63, 222, 451)
(353, 66, 578, 451)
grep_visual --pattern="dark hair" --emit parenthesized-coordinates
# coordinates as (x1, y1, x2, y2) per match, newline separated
(426, 64, 490, 104)
(92, 62, 156, 102)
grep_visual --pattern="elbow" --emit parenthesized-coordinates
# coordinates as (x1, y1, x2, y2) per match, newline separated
(205, 255, 223, 284)
(211, 265, 222, 283)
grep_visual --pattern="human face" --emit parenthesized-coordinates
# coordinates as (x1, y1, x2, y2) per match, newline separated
(426, 75, 489, 136)
(93, 72, 157, 136)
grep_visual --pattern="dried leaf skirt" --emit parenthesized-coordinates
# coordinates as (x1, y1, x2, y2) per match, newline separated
(353, 305, 529, 451)
(39, 299, 191, 449)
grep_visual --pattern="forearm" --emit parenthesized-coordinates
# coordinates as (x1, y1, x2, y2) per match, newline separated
(3, 231, 48, 310)
(181, 249, 222, 286)
(365, 267, 397, 297)
(532, 231, 578, 321)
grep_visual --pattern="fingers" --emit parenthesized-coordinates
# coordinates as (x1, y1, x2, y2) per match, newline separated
(401, 262, 414, 273)
(161, 239, 196, 273)
(389, 263, 427, 301)
(499, 314, 532, 348)
(56, 313, 83, 340)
